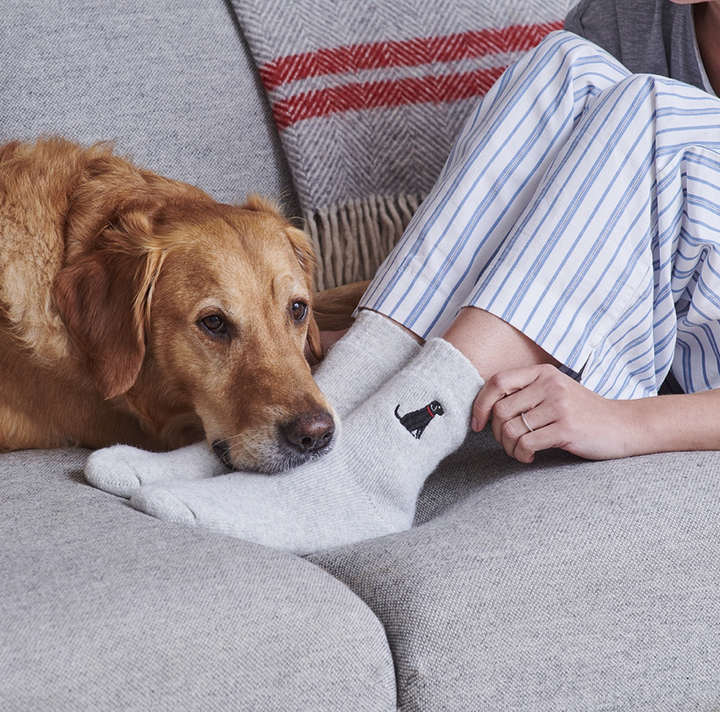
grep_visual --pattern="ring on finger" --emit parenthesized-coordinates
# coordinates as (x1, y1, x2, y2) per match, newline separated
(520, 411, 534, 433)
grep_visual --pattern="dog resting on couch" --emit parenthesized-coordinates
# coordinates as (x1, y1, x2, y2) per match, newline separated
(0, 137, 341, 473)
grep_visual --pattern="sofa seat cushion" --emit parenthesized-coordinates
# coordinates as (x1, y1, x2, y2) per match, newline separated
(0, 449, 395, 712)
(312, 429, 720, 710)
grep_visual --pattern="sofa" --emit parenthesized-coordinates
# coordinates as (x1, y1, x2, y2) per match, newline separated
(3, 1, 720, 710)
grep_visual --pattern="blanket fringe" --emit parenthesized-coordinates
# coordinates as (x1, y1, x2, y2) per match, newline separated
(305, 194, 424, 290)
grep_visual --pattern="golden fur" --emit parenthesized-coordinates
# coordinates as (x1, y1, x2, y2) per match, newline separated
(0, 137, 348, 472)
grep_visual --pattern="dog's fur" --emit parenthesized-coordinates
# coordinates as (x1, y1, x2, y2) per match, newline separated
(0, 137, 353, 473)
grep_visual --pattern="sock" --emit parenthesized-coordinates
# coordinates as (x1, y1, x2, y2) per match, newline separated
(312, 308, 421, 414)
(84, 443, 228, 498)
(129, 338, 484, 555)
(85, 309, 420, 497)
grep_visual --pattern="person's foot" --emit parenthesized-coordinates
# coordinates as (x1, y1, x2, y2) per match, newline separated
(85, 443, 227, 498)
(130, 339, 483, 554)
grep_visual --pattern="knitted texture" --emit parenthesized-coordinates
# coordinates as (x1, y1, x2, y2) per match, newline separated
(230, 0, 571, 288)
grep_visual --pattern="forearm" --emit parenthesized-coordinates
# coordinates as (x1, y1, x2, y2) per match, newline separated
(473, 365, 720, 463)
(622, 389, 720, 457)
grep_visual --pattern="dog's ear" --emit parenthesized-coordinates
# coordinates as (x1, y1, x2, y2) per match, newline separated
(55, 148, 200, 399)
(242, 194, 281, 215)
(64, 147, 210, 260)
(53, 216, 161, 400)
(283, 224, 317, 287)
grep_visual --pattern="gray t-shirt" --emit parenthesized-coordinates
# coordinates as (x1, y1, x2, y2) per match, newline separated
(564, 0, 709, 92)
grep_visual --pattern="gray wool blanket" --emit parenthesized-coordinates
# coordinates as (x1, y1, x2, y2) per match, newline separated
(231, 0, 571, 289)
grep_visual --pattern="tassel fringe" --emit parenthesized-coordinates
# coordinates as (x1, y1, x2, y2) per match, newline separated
(305, 194, 424, 290)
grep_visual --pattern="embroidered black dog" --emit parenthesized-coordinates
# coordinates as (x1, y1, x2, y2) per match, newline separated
(395, 400, 444, 439)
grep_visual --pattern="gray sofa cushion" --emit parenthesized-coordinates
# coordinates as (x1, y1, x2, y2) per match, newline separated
(312, 429, 720, 711)
(0, 0, 300, 215)
(0, 449, 396, 712)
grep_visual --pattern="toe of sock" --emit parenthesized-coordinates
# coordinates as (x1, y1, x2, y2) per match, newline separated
(130, 486, 197, 525)
(85, 447, 143, 498)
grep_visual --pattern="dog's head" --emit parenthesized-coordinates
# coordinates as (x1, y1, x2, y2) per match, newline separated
(53, 158, 334, 472)
(428, 401, 444, 416)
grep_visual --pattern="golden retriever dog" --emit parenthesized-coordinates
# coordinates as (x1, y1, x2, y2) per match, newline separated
(0, 137, 354, 473)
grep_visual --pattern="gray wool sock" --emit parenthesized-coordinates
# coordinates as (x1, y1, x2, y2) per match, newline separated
(129, 338, 484, 555)
(312, 308, 421, 413)
(84, 443, 228, 498)
(84, 309, 420, 497)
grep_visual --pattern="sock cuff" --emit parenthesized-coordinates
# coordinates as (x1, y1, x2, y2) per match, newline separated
(413, 337, 484, 393)
(313, 309, 422, 417)
(342, 308, 419, 353)
(393, 337, 485, 425)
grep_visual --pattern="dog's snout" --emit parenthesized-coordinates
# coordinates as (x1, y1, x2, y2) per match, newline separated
(282, 411, 335, 454)
(211, 410, 335, 473)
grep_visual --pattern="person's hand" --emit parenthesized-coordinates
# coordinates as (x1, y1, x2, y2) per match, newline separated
(471, 364, 638, 462)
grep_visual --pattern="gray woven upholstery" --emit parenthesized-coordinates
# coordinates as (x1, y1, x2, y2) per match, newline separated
(312, 430, 720, 710)
(0, 449, 395, 711)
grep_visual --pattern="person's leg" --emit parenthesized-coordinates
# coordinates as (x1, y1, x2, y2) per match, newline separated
(121, 34, 636, 553)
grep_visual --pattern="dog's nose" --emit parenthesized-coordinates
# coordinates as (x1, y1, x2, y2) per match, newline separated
(282, 411, 335, 454)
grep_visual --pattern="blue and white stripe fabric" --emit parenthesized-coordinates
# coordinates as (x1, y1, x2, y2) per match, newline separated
(359, 31, 720, 399)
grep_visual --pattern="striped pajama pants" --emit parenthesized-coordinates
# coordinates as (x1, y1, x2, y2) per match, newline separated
(359, 31, 720, 399)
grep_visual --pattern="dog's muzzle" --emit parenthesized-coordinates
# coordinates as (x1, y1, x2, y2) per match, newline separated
(212, 410, 336, 473)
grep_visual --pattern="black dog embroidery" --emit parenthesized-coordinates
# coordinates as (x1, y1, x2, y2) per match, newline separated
(395, 400, 444, 439)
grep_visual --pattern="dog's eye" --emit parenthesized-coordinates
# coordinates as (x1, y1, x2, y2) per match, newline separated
(200, 314, 227, 335)
(290, 301, 308, 323)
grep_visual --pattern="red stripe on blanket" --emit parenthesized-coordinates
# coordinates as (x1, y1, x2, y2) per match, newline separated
(259, 21, 563, 91)
(272, 65, 507, 130)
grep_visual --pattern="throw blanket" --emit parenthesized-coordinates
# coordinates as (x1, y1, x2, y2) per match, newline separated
(231, 0, 571, 289)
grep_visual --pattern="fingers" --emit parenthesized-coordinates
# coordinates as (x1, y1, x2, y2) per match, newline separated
(519, 411, 535, 434)
(472, 363, 633, 462)
(472, 364, 551, 431)
(489, 381, 545, 443)
(501, 403, 560, 463)
(496, 401, 554, 463)
(472, 364, 574, 463)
